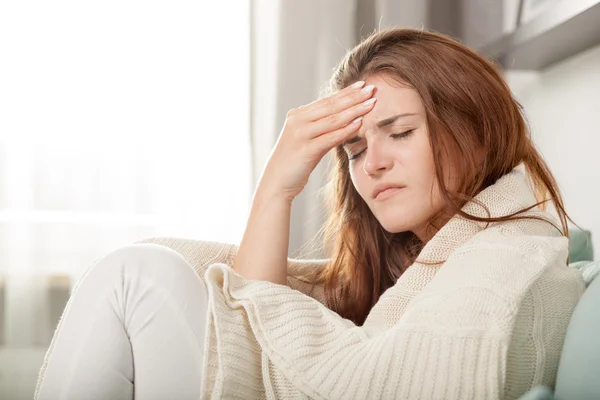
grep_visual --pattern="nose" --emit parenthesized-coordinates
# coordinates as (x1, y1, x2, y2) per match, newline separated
(362, 139, 393, 176)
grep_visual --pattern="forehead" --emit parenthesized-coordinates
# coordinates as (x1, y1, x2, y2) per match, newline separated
(360, 75, 424, 131)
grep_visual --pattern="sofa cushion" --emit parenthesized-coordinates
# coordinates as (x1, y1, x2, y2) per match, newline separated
(553, 274, 600, 399)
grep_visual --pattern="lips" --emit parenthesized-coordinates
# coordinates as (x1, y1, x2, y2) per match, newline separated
(372, 185, 405, 200)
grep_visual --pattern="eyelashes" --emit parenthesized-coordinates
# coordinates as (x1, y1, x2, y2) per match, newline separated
(389, 129, 415, 140)
(348, 129, 415, 161)
(348, 150, 365, 161)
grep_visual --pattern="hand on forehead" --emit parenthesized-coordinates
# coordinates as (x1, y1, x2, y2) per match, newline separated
(358, 75, 425, 133)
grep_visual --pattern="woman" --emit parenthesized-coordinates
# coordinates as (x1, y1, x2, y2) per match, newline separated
(36, 28, 585, 399)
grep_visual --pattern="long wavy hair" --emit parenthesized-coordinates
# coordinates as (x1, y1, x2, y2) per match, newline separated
(318, 28, 572, 325)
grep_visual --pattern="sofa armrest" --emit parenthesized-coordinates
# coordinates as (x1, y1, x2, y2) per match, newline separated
(137, 237, 327, 304)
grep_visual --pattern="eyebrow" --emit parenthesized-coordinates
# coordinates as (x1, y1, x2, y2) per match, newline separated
(342, 113, 417, 146)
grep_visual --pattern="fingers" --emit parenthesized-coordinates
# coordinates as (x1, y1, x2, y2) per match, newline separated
(301, 81, 374, 122)
(299, 80, 364, 114)
(311, 114, 363, 154)
(304, 96, 376, 139)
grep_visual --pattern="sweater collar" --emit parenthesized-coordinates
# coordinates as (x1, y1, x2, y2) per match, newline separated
(416, 168, 540, 264)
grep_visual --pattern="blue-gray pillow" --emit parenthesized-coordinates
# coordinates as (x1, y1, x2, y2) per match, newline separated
(519, 385, 555, 400)
(569, 229, 593, 262)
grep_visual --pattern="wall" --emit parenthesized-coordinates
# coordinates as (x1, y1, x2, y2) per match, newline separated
(506, 43, 600, 257)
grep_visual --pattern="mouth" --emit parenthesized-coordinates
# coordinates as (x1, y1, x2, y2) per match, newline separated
(373, 186, 405, 201)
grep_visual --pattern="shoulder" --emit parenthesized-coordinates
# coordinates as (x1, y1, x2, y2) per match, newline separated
(452, 221, 569, 271)
(402, 222, 573, 330)
(429, 219, 568, 283)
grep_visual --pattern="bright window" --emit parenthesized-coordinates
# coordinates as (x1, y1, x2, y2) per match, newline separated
(0, 0, 251, 346)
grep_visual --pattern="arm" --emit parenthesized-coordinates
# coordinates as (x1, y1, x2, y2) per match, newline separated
(138, 236, 328, 302)
(206, 231, 564, 399)
(231, 80, 375, 284)
(232, 187, 293, 284)
(208, 259, 516, 399)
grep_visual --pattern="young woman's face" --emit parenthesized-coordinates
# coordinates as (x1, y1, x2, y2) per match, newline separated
(344, 74, 452, 242)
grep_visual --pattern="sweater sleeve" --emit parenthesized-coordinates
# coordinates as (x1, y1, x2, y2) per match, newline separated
(203, 232, 567, 399)
(136, 237, 328, 303)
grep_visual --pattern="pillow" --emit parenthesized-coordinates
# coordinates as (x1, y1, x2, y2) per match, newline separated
(519, 385, 555, 400)
(553, 273, 600, 399)
(569, 260, 600, 287)
(569, 229, 593, 262)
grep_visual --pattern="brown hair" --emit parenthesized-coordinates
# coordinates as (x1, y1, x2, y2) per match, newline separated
(319, 28, 572, 325)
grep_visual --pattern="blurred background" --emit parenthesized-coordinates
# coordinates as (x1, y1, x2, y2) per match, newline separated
(0, 0, 598, 398)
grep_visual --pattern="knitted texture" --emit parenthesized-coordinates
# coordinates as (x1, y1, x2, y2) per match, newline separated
(143, 170, 585, 399)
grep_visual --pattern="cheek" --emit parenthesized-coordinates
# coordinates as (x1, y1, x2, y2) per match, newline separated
(403, 142, 441, 204)
(349, 163, 369, 200)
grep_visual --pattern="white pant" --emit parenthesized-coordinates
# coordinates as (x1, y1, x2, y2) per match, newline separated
(35, 243, 208, 400)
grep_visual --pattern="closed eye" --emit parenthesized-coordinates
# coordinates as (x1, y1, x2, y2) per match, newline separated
(348, 148, 366, 161)
(390, 129, 415, 140)
(348, 129, 415, 161)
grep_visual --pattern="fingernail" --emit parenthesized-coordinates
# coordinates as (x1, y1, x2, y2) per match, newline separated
(361, 85, 375, 94)
(351, 81, 365, 89)
(363, 98, 377, 106)
(352, 116, 363, 124)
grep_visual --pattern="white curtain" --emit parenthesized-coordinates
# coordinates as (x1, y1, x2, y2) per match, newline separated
(251, 0, 359, 259)
(0, 0, 251, 347)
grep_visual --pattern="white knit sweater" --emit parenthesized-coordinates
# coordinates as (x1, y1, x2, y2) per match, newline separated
(200, 170, 584, 399)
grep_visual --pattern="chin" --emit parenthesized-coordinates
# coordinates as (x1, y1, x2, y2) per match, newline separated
(371, 205, 426, 234)
(379, 223, 412, 234)
(375, 215, 415, 234)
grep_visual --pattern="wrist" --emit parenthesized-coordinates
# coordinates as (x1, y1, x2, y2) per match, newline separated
(254, 184, 295, 206)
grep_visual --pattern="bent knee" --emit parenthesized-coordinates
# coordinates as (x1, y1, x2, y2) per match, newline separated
(85, 243, 199, 284)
